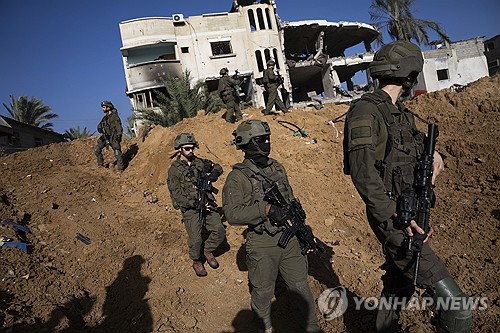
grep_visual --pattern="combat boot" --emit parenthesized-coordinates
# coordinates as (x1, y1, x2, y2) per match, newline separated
(192, 260, 207, 277)
(204, 251, 219, 269)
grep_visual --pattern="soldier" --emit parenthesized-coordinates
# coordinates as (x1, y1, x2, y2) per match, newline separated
(167, 133, 226, 277)
(343, 41, 472, 332)
(222, 120, 321, 333)
(218, 67, 243, 123)
(94, 100, 124, 173)
(262, 60, 289, 115)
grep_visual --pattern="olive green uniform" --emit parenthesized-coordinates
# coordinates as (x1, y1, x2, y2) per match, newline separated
(344, 89, 451, 332)
(167, 157, 225, 260)
(94, 109, 124, 170)
(218, 75, 242, 123)
(262, 68, 287, 115)
(223, 158, 319, 332)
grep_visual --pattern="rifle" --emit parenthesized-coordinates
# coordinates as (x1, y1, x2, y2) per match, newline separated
(232, 70, 245, 100)
(398, 123, 439, 285)
(264, 183, 325, 255)
(197, 160, 219, 221)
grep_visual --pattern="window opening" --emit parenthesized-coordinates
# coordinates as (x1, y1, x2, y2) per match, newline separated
(248, 9, 256, 32)
(265, 8, 273, 30)
(256, 50, 264, 72)
(257, 8, 266, 30)
(273, 48, 280, 69)
(437, 69, 449, 81)
(211, 41, 233, 56)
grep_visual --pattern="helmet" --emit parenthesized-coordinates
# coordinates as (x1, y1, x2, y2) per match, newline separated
(174, 133, 199, 150)
(232, 120, 271, 149)
(266, 60, 275, 66)
(101, 100, 114, 109)
(369, 41, 423, 79)
(219, 67, 228, 75)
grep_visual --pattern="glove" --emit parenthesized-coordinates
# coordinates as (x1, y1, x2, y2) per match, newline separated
(268, 205, 288, 227)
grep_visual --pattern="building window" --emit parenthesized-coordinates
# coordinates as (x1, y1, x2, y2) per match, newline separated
(256, 50, 264, 72)
(34, 137, 43, 147)
(257, 8, 266, 30)
(9, 132, 20, 146)
(485, 42, 495, 52)
(134, 91, 154, 110)
(264, 49, 271, 64)
(248, 9, 256, 32)
(181, 47, 189, 53)
(437, 69, 449, 81)
(211, 41, 232, 56)
(273, 48, 280, 69)
(488, 59, 499, 69)
(265, 8, 273, 30)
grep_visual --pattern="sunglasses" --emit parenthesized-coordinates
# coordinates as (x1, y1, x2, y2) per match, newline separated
(254, 135, 270, 143)
(182, 146, 195, 152)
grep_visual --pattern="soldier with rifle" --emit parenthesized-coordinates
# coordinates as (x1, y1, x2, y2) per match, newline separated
(218, 67, 243, 123)
(222, 120, 321, 333)
(262, 60, 289, 115)
(343, 41, 472, 332)
(94, 100, 124, 173)
(167, 133, 225, 277)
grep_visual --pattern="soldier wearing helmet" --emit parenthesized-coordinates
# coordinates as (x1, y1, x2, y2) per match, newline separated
(343, 41, 472, 332)
(167, 133, 225, 277)
(94, 100, 124, 173)
(262, 59, 289, 115)
(222, 120, 320, 333)
(218, 67, 243, 123)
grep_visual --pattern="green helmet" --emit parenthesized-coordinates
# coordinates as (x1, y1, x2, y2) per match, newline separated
(232, 120, 271, 149)
(220, 67, 228, 75)
(174, 133, 199, 150)
(369, 41, 423, 79)
(101, 100, 114, 109)
(266, 59, 275, 66)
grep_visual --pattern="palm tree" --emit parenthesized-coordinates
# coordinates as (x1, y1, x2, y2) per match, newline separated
(369, 0, 450, 45)
(3, 95, 59, 130)
(134, 70, 207, 127)
(64, 126, 94, 140)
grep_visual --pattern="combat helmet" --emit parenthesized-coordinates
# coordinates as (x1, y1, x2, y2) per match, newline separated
(232, 120, 271, 149)
(174, 133, 199, 150)
(101, 100, 115, 109)
(220, 67, 229, 75)
(369, 41, 423, 79)
(266, 59, 275, 66)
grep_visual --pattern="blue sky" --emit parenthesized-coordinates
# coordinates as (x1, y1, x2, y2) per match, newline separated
(0, 0, 498, 134)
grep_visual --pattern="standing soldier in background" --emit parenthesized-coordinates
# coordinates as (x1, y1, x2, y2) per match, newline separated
(262, 60, 289, 115)
(94, 100, 124, 173)
(167, 133, 226, 277)
(222, 120, 321, 333)
(218, 67, 243, 123)
(343, 41, 472, 333)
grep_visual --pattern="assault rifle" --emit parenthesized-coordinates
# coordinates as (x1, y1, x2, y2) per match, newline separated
(264, 183, 325, 255)
(398, 123, 439, 285)
(197, 160, 219, 221)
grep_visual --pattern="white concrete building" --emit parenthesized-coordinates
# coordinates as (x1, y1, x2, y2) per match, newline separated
(118, 0, 378, 119)
(414, 37, 489, 94)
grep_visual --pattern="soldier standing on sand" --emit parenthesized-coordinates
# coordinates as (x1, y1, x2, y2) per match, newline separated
(222, 120, 321, 333)
(94, 101, 124, 173)
(167, 133, 226, 277)
(343, 41, 472, 333)
(218, 67, 243, 123)
(262, 60, 289, 115)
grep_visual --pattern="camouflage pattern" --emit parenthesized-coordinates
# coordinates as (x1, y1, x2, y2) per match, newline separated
(262, 67, 287, 114)
(218, 75, 242, 123)
(94, 109, 124, 170)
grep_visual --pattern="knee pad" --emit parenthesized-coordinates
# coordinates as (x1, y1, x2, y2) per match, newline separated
(424, 277, 472, 333)
(114, 149, 122, 158)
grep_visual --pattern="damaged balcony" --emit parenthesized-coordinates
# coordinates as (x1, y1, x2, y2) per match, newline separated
(283, 20, 379, 105)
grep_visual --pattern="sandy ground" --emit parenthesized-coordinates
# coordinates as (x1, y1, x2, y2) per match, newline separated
(0, 75, 499, 332)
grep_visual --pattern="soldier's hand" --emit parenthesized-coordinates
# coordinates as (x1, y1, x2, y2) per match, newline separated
(432, 152, 444, 185)
(405, 220, 432, 242)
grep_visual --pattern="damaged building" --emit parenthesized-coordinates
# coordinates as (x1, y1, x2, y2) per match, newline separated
(118, 0, 379, 122)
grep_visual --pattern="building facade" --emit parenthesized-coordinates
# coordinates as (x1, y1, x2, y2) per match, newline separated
(484, 34, 500, 77)
(118, 0, 378, 125)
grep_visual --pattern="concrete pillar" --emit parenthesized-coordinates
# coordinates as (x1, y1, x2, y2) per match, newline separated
(322, 64, 335, 98)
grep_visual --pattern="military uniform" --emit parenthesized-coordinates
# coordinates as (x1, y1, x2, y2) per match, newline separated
(168, 157, 225, 261)
(344, 89, 456, 332)
(262, 67, 287, 115)
(95, 109, 124, 170)
(218, 75, 242, 123)
(223, 158, 320, 332)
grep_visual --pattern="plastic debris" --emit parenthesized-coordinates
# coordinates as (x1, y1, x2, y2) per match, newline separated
(76, 233, 91, 245)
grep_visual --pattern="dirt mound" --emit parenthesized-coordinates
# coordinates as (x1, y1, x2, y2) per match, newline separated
(1, 76, 499, 332)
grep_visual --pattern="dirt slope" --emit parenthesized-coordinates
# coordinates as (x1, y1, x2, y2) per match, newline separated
(1, 75, 499, 332)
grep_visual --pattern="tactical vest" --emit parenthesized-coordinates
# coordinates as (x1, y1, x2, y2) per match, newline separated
(345, 93, 424, 201)
(233, 159, 292, 234)
(170, 158, 203, 210)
